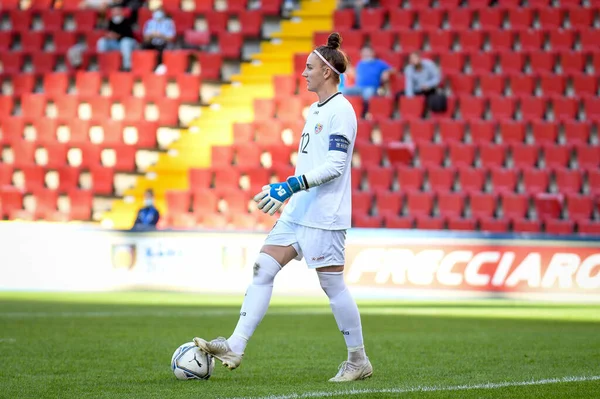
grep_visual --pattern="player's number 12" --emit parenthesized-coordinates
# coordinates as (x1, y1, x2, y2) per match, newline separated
(300, 132, 310, 154)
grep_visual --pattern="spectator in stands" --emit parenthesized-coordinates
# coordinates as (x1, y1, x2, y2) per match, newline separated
(79, 0, 114, 10)
(142, 8, 176, 75)
(95, 4, 138, 71)
(341, 45, 392, 103)
(402, 52, 441, 101)
(132, 189, 160, 230)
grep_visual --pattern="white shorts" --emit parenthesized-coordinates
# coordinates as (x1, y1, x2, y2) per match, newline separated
(264, 219, 346, 268)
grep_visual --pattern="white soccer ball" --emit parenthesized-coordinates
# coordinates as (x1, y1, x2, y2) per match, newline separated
(171, 342, 215, 380)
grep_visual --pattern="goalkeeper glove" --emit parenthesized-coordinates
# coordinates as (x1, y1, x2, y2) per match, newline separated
(253, 176, 307, 215)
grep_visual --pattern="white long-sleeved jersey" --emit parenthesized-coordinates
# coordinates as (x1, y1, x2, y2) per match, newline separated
(279, 92, 357, 230)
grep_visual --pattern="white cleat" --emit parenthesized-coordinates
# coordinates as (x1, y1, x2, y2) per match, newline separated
(328, 359, 373, 382)
(193, 337, 243, 370)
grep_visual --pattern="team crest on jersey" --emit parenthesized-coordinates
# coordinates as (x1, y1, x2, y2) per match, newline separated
(314, 123, 323, 134)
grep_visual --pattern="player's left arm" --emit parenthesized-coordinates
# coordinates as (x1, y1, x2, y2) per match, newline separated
(254, 112, 355, 215)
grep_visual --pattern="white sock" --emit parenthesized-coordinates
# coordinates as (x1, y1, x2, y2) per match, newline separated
(228, 253, 281, 354)
(318, 271, 366, 364)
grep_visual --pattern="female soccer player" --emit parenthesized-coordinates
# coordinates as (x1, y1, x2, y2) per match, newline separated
(193, 32, 372, 382)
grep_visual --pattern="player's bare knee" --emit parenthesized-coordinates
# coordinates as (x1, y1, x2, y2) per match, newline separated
(260, 244, 297, 267)
(252, 252, 282, 286)
(317, 270, 346, 298)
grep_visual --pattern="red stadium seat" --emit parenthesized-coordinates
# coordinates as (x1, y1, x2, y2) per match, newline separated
(543, 144, 572, 169)
(427, 166, 456, 192)
(501, 192, 530, 219)
(498, 52, 525, 74)
(511, 144, 539, 168)
(489, 96, 516, 119)
(406, 191, 434, 217)
(417, 143, 446, 167)
(131, 51, 157, 75)
(75, 71, 102, 97)
(213, 169, 241, 191)
(360, 8, 386, 32)
(383, 214, 414, 229)
(356, 143, 383, 167)
(576, 145, 600, 169)
(488, 30, 514, 52)
(528, 50, 556, 74)
(508, 74, 535, 97)
(375, 190, 403, 217)
(446, 217, 476, 231)
(469, 120, 496, 144)
(458, 96, 485, 120)
(352, 191, 373, 215)
(448, 9, 473, 30)
(457, 30, 483, 52)
(538, 8, 565, 30)
(1, 188, 24, 218)
(365, 166, 394, 191)
(469, 192, 497, 218)
(238, 11, 263, 37)
(577, 220, 600, 235)
(436, 192, 465, 217)
(389, 9, 415, 31)
(566, 193, 594, 222)
(508, 9, 533, 30)
(211, 146, 234, 168)
(369, 31, 396, 53)
(521, 167, 549, 195)
(534, 193, 563, 219)
(396, 166, 424, 191)
(477, 9, 504, 30)
(333, 9, 354, 30)
(53, 31, 76, 53)
(43, 72, 70, 97)
(414, 216, 445, 230)
(189, 169, 212, 190)
(43, 142, 68, 168)
(57, 167, 80, 192)
(21, 93, 47, 119)
(544, 219, 574, 235)
(519, 97, 547, 121)
(20, 165, 46, 191)
(90, 168, 114, 195)
(428, 30, 453, 52)
(406, 120, 433, 143)
(499, 120, 525, 144)
(469, 52, 496, 74)
(166, 190, 192, 214)
(490, 168, 518, 194)
(53, 96, 78, 123)
(512, 218, 541, 233)
(97, 52, 121, 73)
(399, 96, 425, 119)
(479, 218, 509, 233)
(554, 168, 582, 194)
(386, 142, 415, 167)
(398, 31, 424, 52)
(10, 73, 36, 96)
(108, 73, 134, 100)
(456, 166, 485, 193)
(563, 122, 590, 146)
(531, 121, 558, 145)
(68, 189, 93, 220)
(478, 143, 507, 168)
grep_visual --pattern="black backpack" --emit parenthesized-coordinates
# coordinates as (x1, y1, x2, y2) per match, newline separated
(427, 90, 448, 113)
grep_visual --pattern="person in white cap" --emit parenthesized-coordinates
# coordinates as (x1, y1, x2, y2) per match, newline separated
(192, 32, 373, 382)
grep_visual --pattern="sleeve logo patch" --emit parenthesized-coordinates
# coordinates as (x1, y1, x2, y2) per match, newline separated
(314, 123, 323, 134)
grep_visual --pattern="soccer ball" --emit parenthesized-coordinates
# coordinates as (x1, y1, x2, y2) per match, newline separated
(171, 342, 215, 380)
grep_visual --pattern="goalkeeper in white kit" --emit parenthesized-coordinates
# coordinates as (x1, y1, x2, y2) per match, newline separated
(193, 32, 373, 382)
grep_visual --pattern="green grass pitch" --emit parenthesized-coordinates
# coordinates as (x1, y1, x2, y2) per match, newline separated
(0, 292, 599, 399)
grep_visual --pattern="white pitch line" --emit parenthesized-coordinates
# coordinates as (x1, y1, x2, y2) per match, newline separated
(0, 309, 333, 319)
(222, 375, 600, 399)
(0, 338, 16, 343)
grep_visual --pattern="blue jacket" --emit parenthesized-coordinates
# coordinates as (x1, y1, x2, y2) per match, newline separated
(404, 59, 441, 96)
(133, 206, 160, 229)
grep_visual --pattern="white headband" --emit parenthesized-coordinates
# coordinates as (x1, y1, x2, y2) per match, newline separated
(313, 49, 341, 75)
